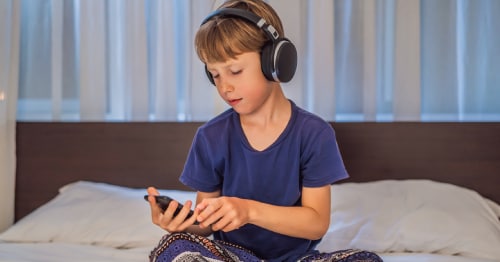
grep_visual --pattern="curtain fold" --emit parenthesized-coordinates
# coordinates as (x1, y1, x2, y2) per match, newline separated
(304, 0, 336, 120)
(79, 0, 107, 120)
(149, 0, 179, 120)
(362, 0, 377, 121)
(0, 0, 20, 231)
(393, 0, 420, 121)
(50, 0, 63, 120)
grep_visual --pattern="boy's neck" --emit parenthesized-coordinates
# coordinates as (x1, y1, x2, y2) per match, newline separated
(239, 94, 291, 151)
(240, 89, 290, 128)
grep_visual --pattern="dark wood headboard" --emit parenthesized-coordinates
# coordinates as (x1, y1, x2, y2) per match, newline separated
(15, 122, 500, 221)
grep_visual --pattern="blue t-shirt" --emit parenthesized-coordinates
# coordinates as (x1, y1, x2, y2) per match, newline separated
(180, 101, 349, 261)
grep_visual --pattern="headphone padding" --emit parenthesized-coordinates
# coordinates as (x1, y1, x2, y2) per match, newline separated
(205, 65, 215, 85)
(260, 41, 275, 81)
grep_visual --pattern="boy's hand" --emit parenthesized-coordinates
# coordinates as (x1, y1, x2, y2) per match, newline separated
(196, 196, 250, 232)
(146, 187, 199, 233)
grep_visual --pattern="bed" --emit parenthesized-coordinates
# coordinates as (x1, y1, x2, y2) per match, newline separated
(1, 121, 499, 262)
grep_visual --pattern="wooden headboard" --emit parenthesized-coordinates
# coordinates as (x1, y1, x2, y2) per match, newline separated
(15, 122, 500, 221)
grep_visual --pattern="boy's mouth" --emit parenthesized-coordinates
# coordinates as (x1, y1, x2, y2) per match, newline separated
(228, 98, 242, 106)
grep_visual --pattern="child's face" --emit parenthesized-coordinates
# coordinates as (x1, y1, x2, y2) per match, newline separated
(206, 52, 273, 115)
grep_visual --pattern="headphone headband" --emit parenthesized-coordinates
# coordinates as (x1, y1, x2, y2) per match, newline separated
(201, 8, 280, 41)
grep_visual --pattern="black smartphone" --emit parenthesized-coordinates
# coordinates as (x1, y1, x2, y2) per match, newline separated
(144, 195, 198, 224)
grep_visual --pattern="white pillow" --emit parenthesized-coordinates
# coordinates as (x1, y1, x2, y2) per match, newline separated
(317, 180, 500, 260)
(0, 181, 197, 248)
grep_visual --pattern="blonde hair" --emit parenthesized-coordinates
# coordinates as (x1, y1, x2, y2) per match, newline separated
(195, 0, 285, 64)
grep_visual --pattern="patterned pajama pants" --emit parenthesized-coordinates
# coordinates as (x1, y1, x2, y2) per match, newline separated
(149, 233, 383, 262)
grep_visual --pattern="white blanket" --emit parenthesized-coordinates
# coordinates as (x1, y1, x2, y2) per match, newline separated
(0, 243, 151, 262)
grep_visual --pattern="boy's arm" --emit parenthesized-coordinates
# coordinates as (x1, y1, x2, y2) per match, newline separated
(196, 185, 332, 240)
(248, 185, 331, 240)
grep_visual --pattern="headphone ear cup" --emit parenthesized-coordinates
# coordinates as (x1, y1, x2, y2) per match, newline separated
(260, 42, 275, 81)
(260, 39, 297, 83)
(274, 39, 297, 83)
(205, 65, 215, 85)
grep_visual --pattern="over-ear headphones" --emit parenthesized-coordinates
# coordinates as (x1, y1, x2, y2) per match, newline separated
(200, 8, 297, 84)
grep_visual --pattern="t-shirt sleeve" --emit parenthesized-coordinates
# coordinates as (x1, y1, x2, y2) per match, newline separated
(301, 124, 349, 187)
(179, 128, 222, 192)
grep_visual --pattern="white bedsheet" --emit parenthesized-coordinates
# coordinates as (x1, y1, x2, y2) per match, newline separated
(0, 243, 151, 262)
(0, 243, 498, 262)
(380, 253, 500, 262)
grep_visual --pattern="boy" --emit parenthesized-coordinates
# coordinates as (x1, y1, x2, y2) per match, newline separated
(147, 1, 382, 261)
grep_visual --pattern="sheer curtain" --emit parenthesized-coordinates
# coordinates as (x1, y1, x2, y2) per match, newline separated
(421, 0, 500, 121)
(17, 0, 218, 121)
(0, 0, 20, 231)
(15, 0, 500, 122)
(16, 0, 500, 122)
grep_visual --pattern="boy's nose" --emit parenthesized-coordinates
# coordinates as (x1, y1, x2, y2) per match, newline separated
(218, 79, 234, 93)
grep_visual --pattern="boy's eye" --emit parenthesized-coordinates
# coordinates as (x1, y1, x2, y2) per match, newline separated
(211, 74, 220, 79)
(231, 70, 242, 75)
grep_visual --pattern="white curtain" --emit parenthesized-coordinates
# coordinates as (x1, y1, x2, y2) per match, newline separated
(0, 0, 20, 231)
(421, 0, 500, 121)
(15, 0, 500, 122)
